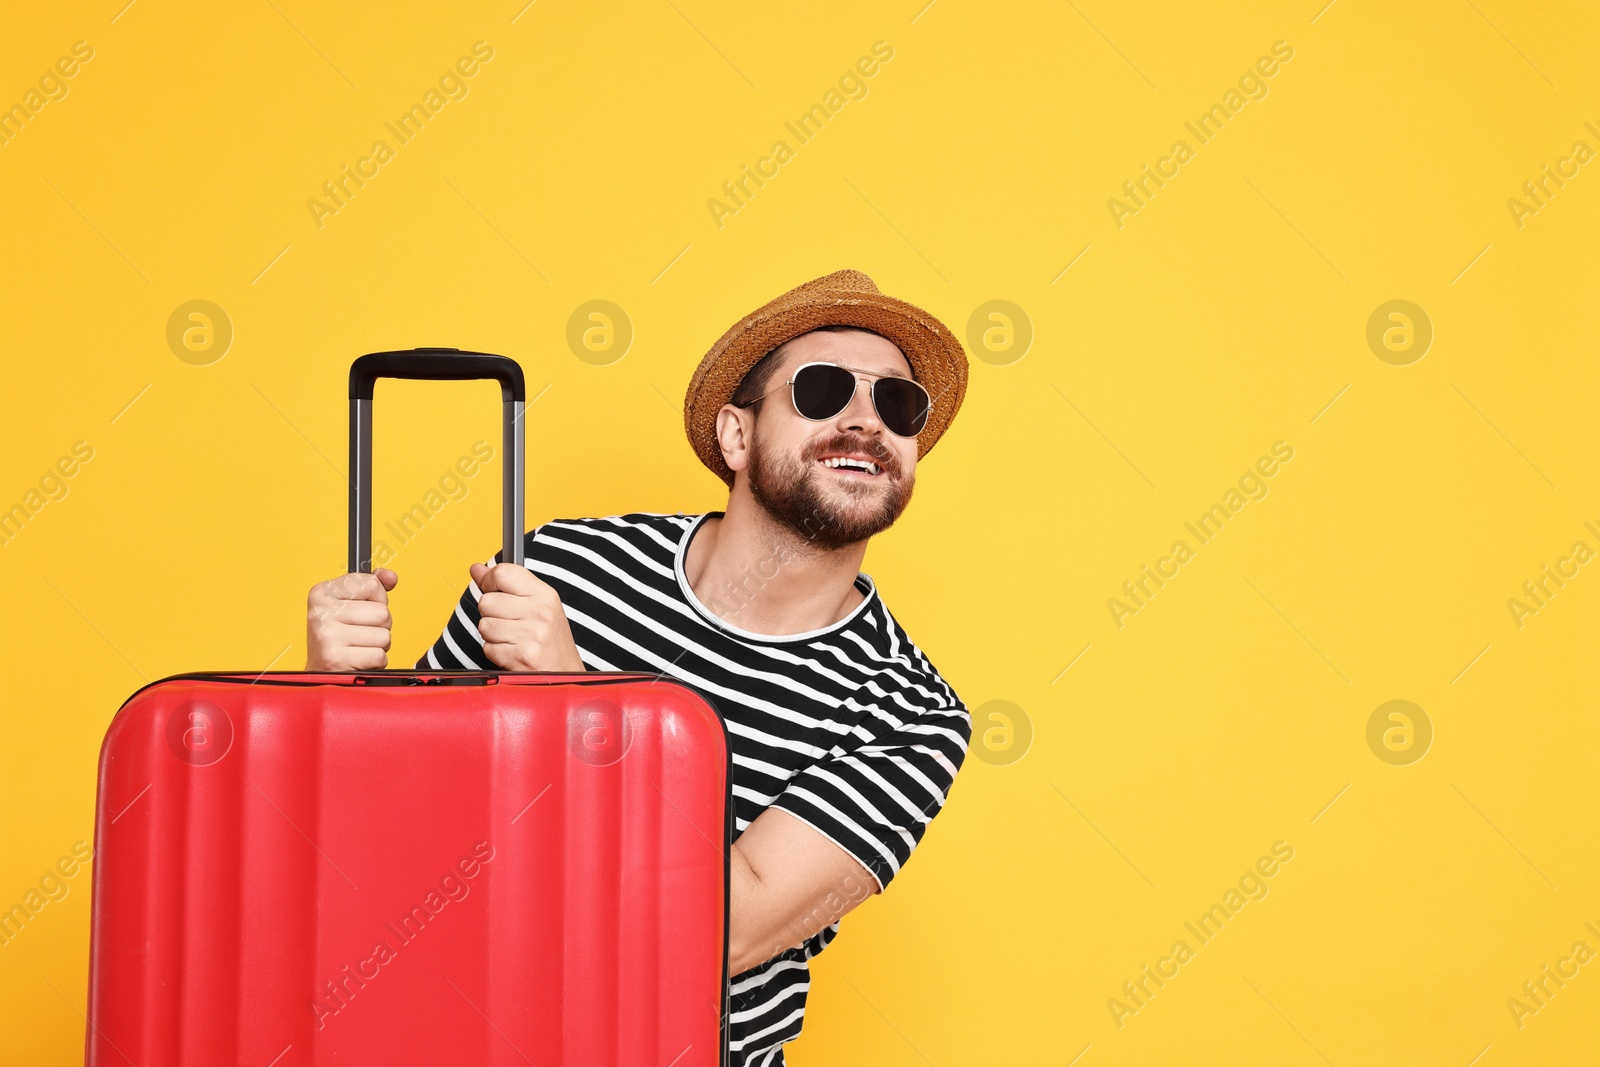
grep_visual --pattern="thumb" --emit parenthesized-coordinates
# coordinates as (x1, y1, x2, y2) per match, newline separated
(375, 567, 399, 591)
(469, 561, 490, 590)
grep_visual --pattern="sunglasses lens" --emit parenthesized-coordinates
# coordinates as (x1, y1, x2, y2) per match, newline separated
(873, 378, 931, 437)
(792, 364, 858, 420)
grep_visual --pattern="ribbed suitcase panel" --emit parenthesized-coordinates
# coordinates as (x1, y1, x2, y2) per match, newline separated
(485, 698, 566, 1061)
(89, 675, 728, 1067)
(236, 686, 325, 1066)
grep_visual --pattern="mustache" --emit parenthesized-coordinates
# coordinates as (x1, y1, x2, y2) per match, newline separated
(808, 434, 899, 476)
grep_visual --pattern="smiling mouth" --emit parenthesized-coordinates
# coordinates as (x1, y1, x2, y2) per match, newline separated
(817, 456, 884, 479)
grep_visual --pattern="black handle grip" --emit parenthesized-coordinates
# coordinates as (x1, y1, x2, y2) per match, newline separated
(349, 348, 526, 402)
(347, 348, 527, 575)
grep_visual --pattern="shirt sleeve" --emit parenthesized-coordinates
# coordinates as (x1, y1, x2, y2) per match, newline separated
(766, 698, 971, 893)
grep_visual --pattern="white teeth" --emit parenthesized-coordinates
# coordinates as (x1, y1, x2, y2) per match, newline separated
(822, 457, 879, 475)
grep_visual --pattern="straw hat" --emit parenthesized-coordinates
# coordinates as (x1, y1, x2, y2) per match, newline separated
(683, 269, 968, 487)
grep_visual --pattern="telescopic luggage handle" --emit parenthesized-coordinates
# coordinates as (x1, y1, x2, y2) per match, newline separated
(348, 348, 526, 574)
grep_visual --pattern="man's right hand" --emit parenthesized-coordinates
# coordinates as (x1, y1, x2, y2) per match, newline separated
(306, 569, 399, 671)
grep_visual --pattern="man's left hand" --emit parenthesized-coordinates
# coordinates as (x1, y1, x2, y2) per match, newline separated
(469, 562, 586, 672)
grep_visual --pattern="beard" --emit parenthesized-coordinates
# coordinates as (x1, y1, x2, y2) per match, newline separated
(745, 428, 915, 551)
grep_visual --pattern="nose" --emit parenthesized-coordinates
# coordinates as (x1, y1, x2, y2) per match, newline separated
(835, 377, 883, 435)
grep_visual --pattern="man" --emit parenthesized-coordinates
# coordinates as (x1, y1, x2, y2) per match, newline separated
(305, 269, 972, 1065)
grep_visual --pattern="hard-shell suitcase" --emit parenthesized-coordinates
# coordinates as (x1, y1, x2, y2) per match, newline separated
(86, 350, 732, 1066)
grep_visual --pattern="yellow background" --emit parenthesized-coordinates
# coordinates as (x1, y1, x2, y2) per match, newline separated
(3, 0, 1598, 1063)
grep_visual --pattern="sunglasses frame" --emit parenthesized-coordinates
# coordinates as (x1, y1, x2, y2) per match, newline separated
(734, 360, 932, 439)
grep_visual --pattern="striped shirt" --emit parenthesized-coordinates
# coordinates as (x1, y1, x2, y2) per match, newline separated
(415, 511, 970, 1065)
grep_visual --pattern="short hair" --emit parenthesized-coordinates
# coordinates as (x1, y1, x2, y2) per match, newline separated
(730, 325, 886, 412)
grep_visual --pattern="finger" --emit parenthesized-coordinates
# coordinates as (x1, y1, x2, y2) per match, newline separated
(375, 568, 399, 591)
(480, 641, 514, 670)
(333, 623, 392, 650)
(326, 601, 391, 628)
(344, 646, 388, 671)
(479, 562, 544, 596)
(477, 591, 533, 620)
(324, 571, 392, 604)
(477, 617, 525, 646)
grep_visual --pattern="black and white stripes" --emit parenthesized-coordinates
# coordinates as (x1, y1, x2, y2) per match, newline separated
(417, 511, 970, 1065)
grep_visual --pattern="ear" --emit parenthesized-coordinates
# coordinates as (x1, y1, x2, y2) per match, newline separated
(714, 403, 755, 476)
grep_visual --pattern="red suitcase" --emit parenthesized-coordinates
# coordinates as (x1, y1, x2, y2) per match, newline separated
(86, 351, 732, 1066)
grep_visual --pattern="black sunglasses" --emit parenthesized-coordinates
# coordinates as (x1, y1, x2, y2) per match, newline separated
(735, 361, 932, 438)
